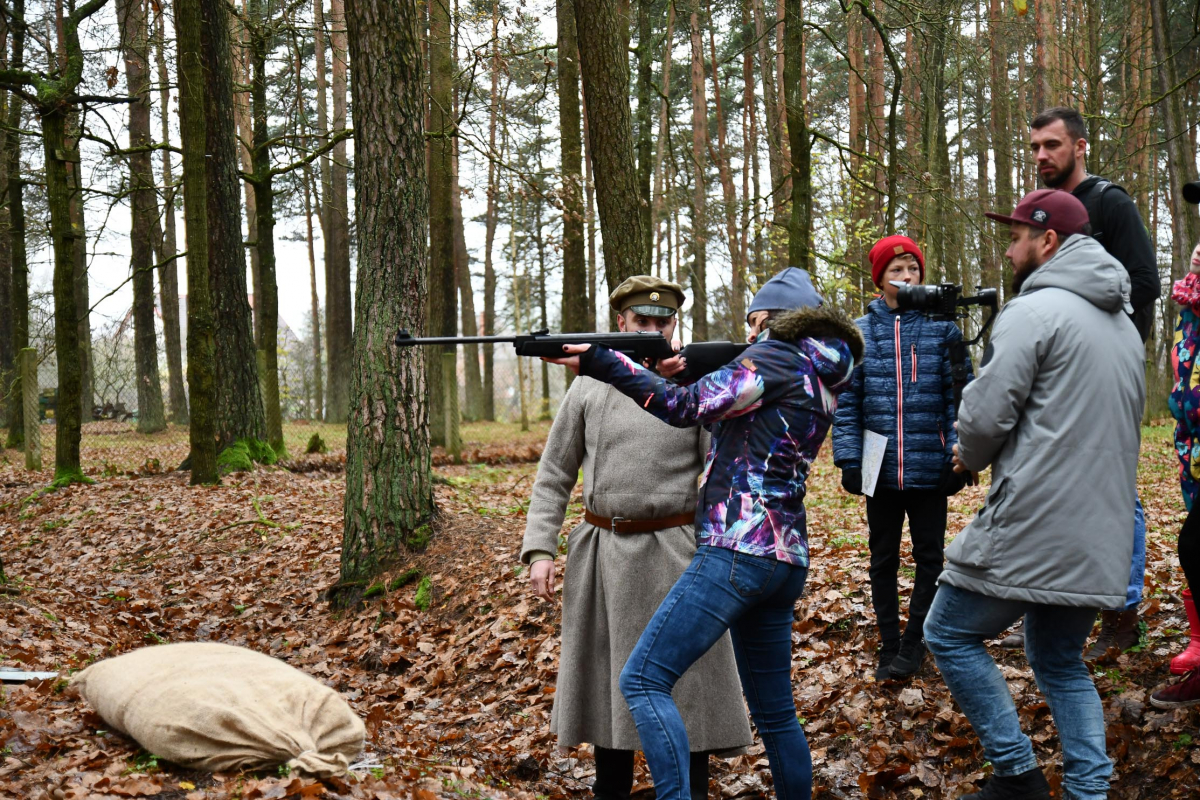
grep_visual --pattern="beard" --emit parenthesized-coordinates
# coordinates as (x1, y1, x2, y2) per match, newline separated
(1011, 270, 1029, 295)
(1039, 155, 1076, 188)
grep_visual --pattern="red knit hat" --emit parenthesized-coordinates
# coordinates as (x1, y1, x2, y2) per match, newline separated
(869, 235, 925, 287)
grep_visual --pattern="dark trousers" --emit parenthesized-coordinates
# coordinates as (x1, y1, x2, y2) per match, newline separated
(1181, 502, 1200, 592)
(865, 488, 947, 646)
(593, 747, 709, 800)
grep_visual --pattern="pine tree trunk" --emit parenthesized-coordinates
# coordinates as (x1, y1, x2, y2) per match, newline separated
(986, 0, 1010, 299)
(652, 3, 675, 280)
(45, 109, 84, 480)
(304, 165, 324, 420)
(203, 0, 266, 447)
(4, 0, 26, 450)
(558, 0, 587, 340)
(687, 3, 709, 340)
(325, 0, 353, 425)
(583, 95, 598, 329)
(452, 137, 483, 420)
(250, 0, 283, 453)
(752, 0, 786, 272)
(65, 109, 94, 417)
(482, 2, 500, 420)
(635, 0, 653, 274)
(783, 0, 811, 271)
(706, 5, 744, 330)
(574, 0, 645, 293)
(118, 0, 167, 434)
(176, 0, 219, 483)
(427, 0, 456, 447)
(232, 8, 259, 339)
(154, 5, 188, 425)
(339, 0, 435, 591)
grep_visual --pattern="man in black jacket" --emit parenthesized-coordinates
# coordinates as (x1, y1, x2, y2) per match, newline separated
(1004, 106, 1159, 657)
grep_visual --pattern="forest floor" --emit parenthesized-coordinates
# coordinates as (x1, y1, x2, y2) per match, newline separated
(0, 423, 1197, 800)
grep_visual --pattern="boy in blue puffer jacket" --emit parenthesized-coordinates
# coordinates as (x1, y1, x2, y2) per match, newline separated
(832, 235, 971, 681)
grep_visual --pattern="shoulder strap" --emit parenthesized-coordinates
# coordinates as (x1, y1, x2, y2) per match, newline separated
(1079, 179, 1128, 240)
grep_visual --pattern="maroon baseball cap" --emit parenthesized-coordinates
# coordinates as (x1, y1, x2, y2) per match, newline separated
(985, 189, 1090, 237)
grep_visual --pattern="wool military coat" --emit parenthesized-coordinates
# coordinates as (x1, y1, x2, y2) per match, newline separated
(520, 376, 751, 752)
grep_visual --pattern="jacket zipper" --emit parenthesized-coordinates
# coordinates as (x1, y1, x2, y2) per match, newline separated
(895, 317, 904, 490)
(911, 344, 917, 383)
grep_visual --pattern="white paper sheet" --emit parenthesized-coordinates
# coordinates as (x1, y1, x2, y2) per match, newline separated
(861, 430, 889, 497)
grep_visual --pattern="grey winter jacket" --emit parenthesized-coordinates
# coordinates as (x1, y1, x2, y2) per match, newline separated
(940, 234, 1145, 608)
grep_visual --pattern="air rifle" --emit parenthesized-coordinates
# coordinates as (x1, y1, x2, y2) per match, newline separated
(393, 329, 749, 384)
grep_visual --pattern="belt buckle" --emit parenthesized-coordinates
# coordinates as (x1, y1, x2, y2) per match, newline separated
(610, 516, 627, 534)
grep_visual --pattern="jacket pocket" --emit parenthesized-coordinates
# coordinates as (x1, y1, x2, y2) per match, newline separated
(947, 477, 1009, 569)
(728, 552, 778, 597)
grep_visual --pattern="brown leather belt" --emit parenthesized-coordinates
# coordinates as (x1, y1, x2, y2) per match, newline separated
(584, 508, 695, 534)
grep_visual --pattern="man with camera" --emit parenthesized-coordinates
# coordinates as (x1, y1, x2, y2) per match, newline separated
(1015, 107, 1158, 657)
(923, 189, 1144, 800)
(832, 235, 970, 682)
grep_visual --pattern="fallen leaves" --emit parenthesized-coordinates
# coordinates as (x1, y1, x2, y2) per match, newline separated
(0, 426, 1197, 798)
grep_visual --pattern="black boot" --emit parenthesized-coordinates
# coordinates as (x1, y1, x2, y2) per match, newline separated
(874, 639, 901, 681)
(888, 635, 926, 679)
(959, 767, 1051, 799)
(592, 747, 634, 800)
(688, 751, 710, 800)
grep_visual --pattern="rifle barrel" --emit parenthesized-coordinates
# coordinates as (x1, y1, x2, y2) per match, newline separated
(395, 331, 518, 346)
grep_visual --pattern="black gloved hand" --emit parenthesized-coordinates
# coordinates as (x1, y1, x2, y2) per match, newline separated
(938, 463, 966, 496)
(841, 467, 863, 496)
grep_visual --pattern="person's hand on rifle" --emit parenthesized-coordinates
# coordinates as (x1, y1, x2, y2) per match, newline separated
(544, 343, 591, 374)
(529, 559, 557, 602)
(652, 340, 686, 379)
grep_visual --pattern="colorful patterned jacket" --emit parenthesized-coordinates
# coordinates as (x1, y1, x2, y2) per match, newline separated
(578, 305, 864, 567)
(830, 299, 970, 491)
(1171, 272, 1200, 510)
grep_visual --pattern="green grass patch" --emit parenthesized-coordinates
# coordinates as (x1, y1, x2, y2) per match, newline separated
(414, 576, 433, 610)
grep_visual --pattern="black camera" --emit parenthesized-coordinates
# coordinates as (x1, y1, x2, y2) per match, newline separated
(893, 282, 998, 321)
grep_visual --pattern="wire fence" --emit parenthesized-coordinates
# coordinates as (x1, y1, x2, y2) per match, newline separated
(1, 322, 565, 475)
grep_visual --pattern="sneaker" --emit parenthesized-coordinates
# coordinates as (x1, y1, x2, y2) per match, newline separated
(959, 767, 1051, 799)
(873, 641, 900, 681)
(888, 637, 926, 679)
(1150, 669, 1200, 709)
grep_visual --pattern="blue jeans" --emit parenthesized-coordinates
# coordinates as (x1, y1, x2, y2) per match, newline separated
(619, 545, 812, 800)
(1124, 497, 1146, 611)
(924, 584, 1111, 800)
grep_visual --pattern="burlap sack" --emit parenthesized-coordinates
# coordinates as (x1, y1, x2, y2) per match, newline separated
(72, 642, 365, 777)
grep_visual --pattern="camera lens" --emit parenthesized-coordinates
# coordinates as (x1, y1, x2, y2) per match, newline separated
(893, 283, 940, 311)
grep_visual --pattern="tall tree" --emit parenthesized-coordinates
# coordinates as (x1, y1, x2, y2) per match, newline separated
(204, 0, 266, 448)
(573, 0, 646, 293)
(153, 4, 188, 425)
(245, 0, 283, 453)
(558, 0, 587, 339)
(986, 0, 1010, 298)
(176, 0, 219, 482)
(482, 1, 500, 420)
(635, 0, 654, 274)
(1, 4, 23, 450)
(324, 0, 353, 424)
(339, 0, 435, 592)
(686, 0, 709, 339)
(427, 0, 456, 447)
(753, 0, 787, 272)
(117, 0, 166, 434)
(783, 0, 811, 270)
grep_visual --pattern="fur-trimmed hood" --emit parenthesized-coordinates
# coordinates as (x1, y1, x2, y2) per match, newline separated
(766, 304, 866, 362)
